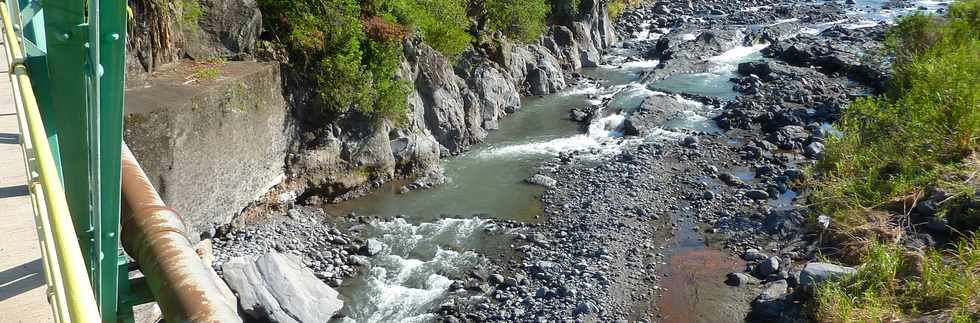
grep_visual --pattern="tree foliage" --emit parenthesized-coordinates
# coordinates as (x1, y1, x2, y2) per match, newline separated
(484, 0, 551, 42)
(259, 0, 565, 122)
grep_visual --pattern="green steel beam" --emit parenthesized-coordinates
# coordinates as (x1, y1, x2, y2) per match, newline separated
(17, 0, 141, 321)
(94, 0, 128, 321)
(37, 1, 101, 318)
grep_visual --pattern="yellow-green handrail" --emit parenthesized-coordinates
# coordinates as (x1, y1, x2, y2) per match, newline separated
(1, 1, 102, 322)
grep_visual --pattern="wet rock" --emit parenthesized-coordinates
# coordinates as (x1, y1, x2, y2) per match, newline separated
(742, 248, 769, 261)
(574, 301, 600, 315)
(222, 253, 344, 323)
(799, 262, 857, 287)
(569, 108, 591, 122)
(525, 174, 558, 188)
(359, 238, 384, 256)
(757, 256, 780, 277)
(719, 173, 746, 187)
(804, 142, 825, 158)
(623, 94, 692, 136)
(489, 274, 506, 285)
(750, 280, 790, 320)
(682, 136, 699, 147)
(746, 189, 770, 200)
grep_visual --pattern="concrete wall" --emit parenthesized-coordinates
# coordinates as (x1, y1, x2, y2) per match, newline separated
(124, 61, 290, 239)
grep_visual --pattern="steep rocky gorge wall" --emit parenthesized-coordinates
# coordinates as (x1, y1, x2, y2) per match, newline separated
(122, 0, 617, 237)
(292, 0, 618, 202)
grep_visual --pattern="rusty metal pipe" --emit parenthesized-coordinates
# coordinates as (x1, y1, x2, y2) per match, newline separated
(120, 143, 242, 323)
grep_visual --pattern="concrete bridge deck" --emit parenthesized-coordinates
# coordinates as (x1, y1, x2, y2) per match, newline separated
(0, 34, 54, 322)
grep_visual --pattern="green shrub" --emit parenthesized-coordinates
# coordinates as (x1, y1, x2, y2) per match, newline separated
(484, 0, 550, 42)
(813, 237, 980, 322)
(814, 1, 980, 213)
(260, 0, 409, 122)
(386, 0, 473, 57)
(179, 0, 203, 33)
(810, 1, 980, 321)
(609, 0, 643, 19)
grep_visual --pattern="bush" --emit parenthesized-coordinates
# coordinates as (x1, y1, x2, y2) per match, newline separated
(260, 0, 409, 122)
(609, 0, 643, 19)
(484, 0, 550, 42)
(386, 0, 473, 57)
(810, 1, 980, 321)
(813, 237, 980, 322)
(813, 1, 980, 213)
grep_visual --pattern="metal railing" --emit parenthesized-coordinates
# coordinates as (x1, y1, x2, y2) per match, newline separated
(1, 2, 103, 322)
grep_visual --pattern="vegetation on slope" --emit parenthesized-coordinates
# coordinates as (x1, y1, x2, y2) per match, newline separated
(258, 0, 576, 123)
(808, 1, 980, 321)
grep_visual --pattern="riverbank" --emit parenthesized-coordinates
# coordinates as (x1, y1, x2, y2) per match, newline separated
(211, 0, 955, 321)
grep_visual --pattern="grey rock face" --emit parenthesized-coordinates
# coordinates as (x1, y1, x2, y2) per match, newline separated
(467, 63, 521, 131)
(124, 62, 289, 240)
(222, 253, 343, 323)
(799, 262, 857, 287)
(184, 0, 262, 59)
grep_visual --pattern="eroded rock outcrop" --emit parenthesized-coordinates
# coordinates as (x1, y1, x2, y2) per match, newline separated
(222, 253, 344, 323)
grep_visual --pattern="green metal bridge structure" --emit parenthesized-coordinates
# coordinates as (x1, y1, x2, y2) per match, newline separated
(0, 0, 239, 322)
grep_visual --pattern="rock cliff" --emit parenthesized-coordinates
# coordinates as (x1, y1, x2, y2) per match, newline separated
(123, 0, 618, 235)
(289, 0, 618, 203)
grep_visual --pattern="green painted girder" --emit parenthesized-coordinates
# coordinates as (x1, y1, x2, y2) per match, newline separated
(17, 0, 132, 321)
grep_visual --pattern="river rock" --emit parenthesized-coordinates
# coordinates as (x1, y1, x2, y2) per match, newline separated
(798, 262, 857, 287)
(623, 94, 691, 136)
(359, 238, 384, 256)
(525, 174, 558, 188)
(574, 301, 600, 315)
(750, 280, 790, 320)
(804, 141, 825, 158)
(222, 253, 344, 323)
(757, 256, 780, 277)
(725, 272, 761, 286)
(746, 189, 770, 200)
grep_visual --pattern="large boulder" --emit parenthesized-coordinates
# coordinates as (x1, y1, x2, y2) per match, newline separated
(622, 94, 692, 136)
(799, 262, 857, 288)
(124, 62, 289, 239)
(222, 253, 344, 323)
(467, 63, 521, 131)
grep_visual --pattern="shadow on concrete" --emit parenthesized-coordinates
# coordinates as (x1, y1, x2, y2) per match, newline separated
(0, 132, 18, 145)
(0, 185, 27, 199)
(0, 258, 45, 302)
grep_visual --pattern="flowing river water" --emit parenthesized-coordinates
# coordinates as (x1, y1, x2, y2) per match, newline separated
(324, 1, 952, 321)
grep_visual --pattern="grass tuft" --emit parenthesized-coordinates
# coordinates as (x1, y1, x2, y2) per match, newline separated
(808, 0, 980, 321)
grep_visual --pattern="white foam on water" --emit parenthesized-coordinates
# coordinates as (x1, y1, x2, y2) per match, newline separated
(673, 94, 705, 108)
(342, 218, 488, 323)
(710, 43, 771, 64)
(680, 33, 698, 41)
(622, 59, 661, 69)
(559, 81, 601, 97)
(769, 18, 800, 26)
(742, 5, 771, 12)
(845, 20, 879, 29)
